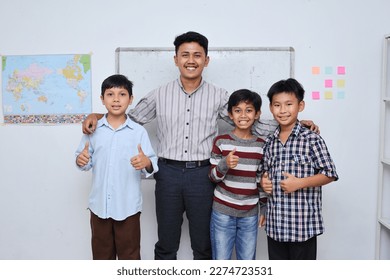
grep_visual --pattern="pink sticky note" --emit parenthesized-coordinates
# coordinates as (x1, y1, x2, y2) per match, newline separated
(312, 91, 320, 100)
(312, 66, 320, 75)
(337, 66, 346, 75)
(325, 79, 333, 88)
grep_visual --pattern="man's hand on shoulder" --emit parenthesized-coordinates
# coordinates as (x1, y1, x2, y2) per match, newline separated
(82, 113, 103, 134)
(300, 120, 320, 134)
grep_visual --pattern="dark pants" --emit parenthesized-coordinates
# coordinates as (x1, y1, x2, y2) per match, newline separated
(154, 160, 214, 260)
(90, 211, 141, 260)
(267, 235, 317, 260)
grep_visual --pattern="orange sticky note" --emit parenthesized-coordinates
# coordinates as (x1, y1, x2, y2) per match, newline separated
(312, 66, 320, 75)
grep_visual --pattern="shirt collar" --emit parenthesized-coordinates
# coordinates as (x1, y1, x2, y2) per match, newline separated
(97, 114, 135, 130)
(273, 120, 302, 139)
(177, 77, 205, 95)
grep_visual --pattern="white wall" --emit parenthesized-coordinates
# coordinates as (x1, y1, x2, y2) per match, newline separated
(0, 0, 388, 260)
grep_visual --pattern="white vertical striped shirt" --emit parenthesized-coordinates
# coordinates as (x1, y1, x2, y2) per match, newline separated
(129, 78, 277, 161)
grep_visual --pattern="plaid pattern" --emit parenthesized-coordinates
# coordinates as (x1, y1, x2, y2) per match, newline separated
(261, 122, 338, 242)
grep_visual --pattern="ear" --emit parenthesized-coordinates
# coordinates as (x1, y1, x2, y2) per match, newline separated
(100, 95, 104, 105)
(228, 111, 233, 120)
(255, 109, 261, 120)
(298, 100, 305, 112)
(129, 95, 134, 105)
(204, 56, 210, 67)
(174, 55, 178, 66)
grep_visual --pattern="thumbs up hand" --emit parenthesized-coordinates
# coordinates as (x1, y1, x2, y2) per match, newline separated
(261, 172, 273, 194)
(226, 148, 239, 169)
(131, 144, 153, 172)
(280, 172, 300, 193)
(76, 141, 90, 167)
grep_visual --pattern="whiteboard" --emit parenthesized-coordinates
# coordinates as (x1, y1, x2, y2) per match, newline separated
(115, 47, 294, 153)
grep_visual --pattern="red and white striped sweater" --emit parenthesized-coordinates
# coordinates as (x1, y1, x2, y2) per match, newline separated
(209, 132, 267, 217)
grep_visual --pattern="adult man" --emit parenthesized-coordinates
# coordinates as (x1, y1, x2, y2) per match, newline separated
(82, 31, 317, 259)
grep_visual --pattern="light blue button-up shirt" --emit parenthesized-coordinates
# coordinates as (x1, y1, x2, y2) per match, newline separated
(75, 115, 158, 221)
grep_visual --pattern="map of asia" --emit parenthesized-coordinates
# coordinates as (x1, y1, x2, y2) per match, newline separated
(1, 54, 91, 124)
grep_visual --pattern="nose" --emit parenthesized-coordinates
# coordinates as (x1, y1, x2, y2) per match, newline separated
(187, 54, 195, 63)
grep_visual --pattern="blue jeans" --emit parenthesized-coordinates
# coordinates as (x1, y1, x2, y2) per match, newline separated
(154, 160, 214, 259)
(210, 209, 258, 260)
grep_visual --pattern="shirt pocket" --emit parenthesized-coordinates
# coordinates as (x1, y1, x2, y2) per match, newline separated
(290, 154, 315, 177)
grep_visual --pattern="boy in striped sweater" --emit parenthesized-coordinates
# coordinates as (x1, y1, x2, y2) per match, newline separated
(209, 89, 267, 260)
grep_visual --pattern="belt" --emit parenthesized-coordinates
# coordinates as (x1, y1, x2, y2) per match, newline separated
(159, 158, 210, 169)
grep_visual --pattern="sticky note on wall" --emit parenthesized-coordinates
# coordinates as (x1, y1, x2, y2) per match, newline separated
(312, 66, 320, 75)
(325, 79, 333, 88)
(337, 66, 346, 75)
(312, 91, 320, 100)
(337, 79, 345, 88)
(324, 91, 333, 100)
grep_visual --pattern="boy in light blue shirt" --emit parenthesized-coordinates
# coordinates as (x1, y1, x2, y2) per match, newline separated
(75, 74, 158, 260)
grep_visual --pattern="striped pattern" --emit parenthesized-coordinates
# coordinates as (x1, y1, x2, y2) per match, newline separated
(129, 78, 278, 161)
(209, 133, 267, 217)
(261, 122, 339, 242)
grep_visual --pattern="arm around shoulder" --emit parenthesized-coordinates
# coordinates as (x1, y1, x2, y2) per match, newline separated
(82, 113, 104, 134)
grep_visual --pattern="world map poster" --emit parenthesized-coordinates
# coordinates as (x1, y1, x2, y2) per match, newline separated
(1, 54, 92, 124)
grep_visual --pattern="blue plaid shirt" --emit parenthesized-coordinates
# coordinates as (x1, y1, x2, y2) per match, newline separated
(261, 121, 338, 242)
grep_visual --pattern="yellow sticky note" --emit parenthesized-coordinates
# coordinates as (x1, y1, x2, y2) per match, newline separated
(324, 91, 333, 100)
(337, 79, 345, 88)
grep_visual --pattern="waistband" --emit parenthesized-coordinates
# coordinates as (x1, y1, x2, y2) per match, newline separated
(158, 158, 210, 169)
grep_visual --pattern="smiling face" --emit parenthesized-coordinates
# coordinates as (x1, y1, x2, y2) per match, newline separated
(269, 91, 305, 130)
(101, 87, 133, 117)
(174, 42, 209, 83)
(229, 101, 260, 136)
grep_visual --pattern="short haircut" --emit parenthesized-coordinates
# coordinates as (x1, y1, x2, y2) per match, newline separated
(267, 78, 305, 103)
(228, 89, 262, 113)
(173, 31, 209, 55)
(101, 74, 133, 97)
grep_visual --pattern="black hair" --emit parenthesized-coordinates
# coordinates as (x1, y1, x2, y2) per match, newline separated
(266, 78, 305, 103)
(173, 31, 209, 55)
(228, 89, 262, 113)
(101, 74, 133, 97)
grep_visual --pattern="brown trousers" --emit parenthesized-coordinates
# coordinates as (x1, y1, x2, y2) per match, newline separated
(90, 211, 141, 260)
